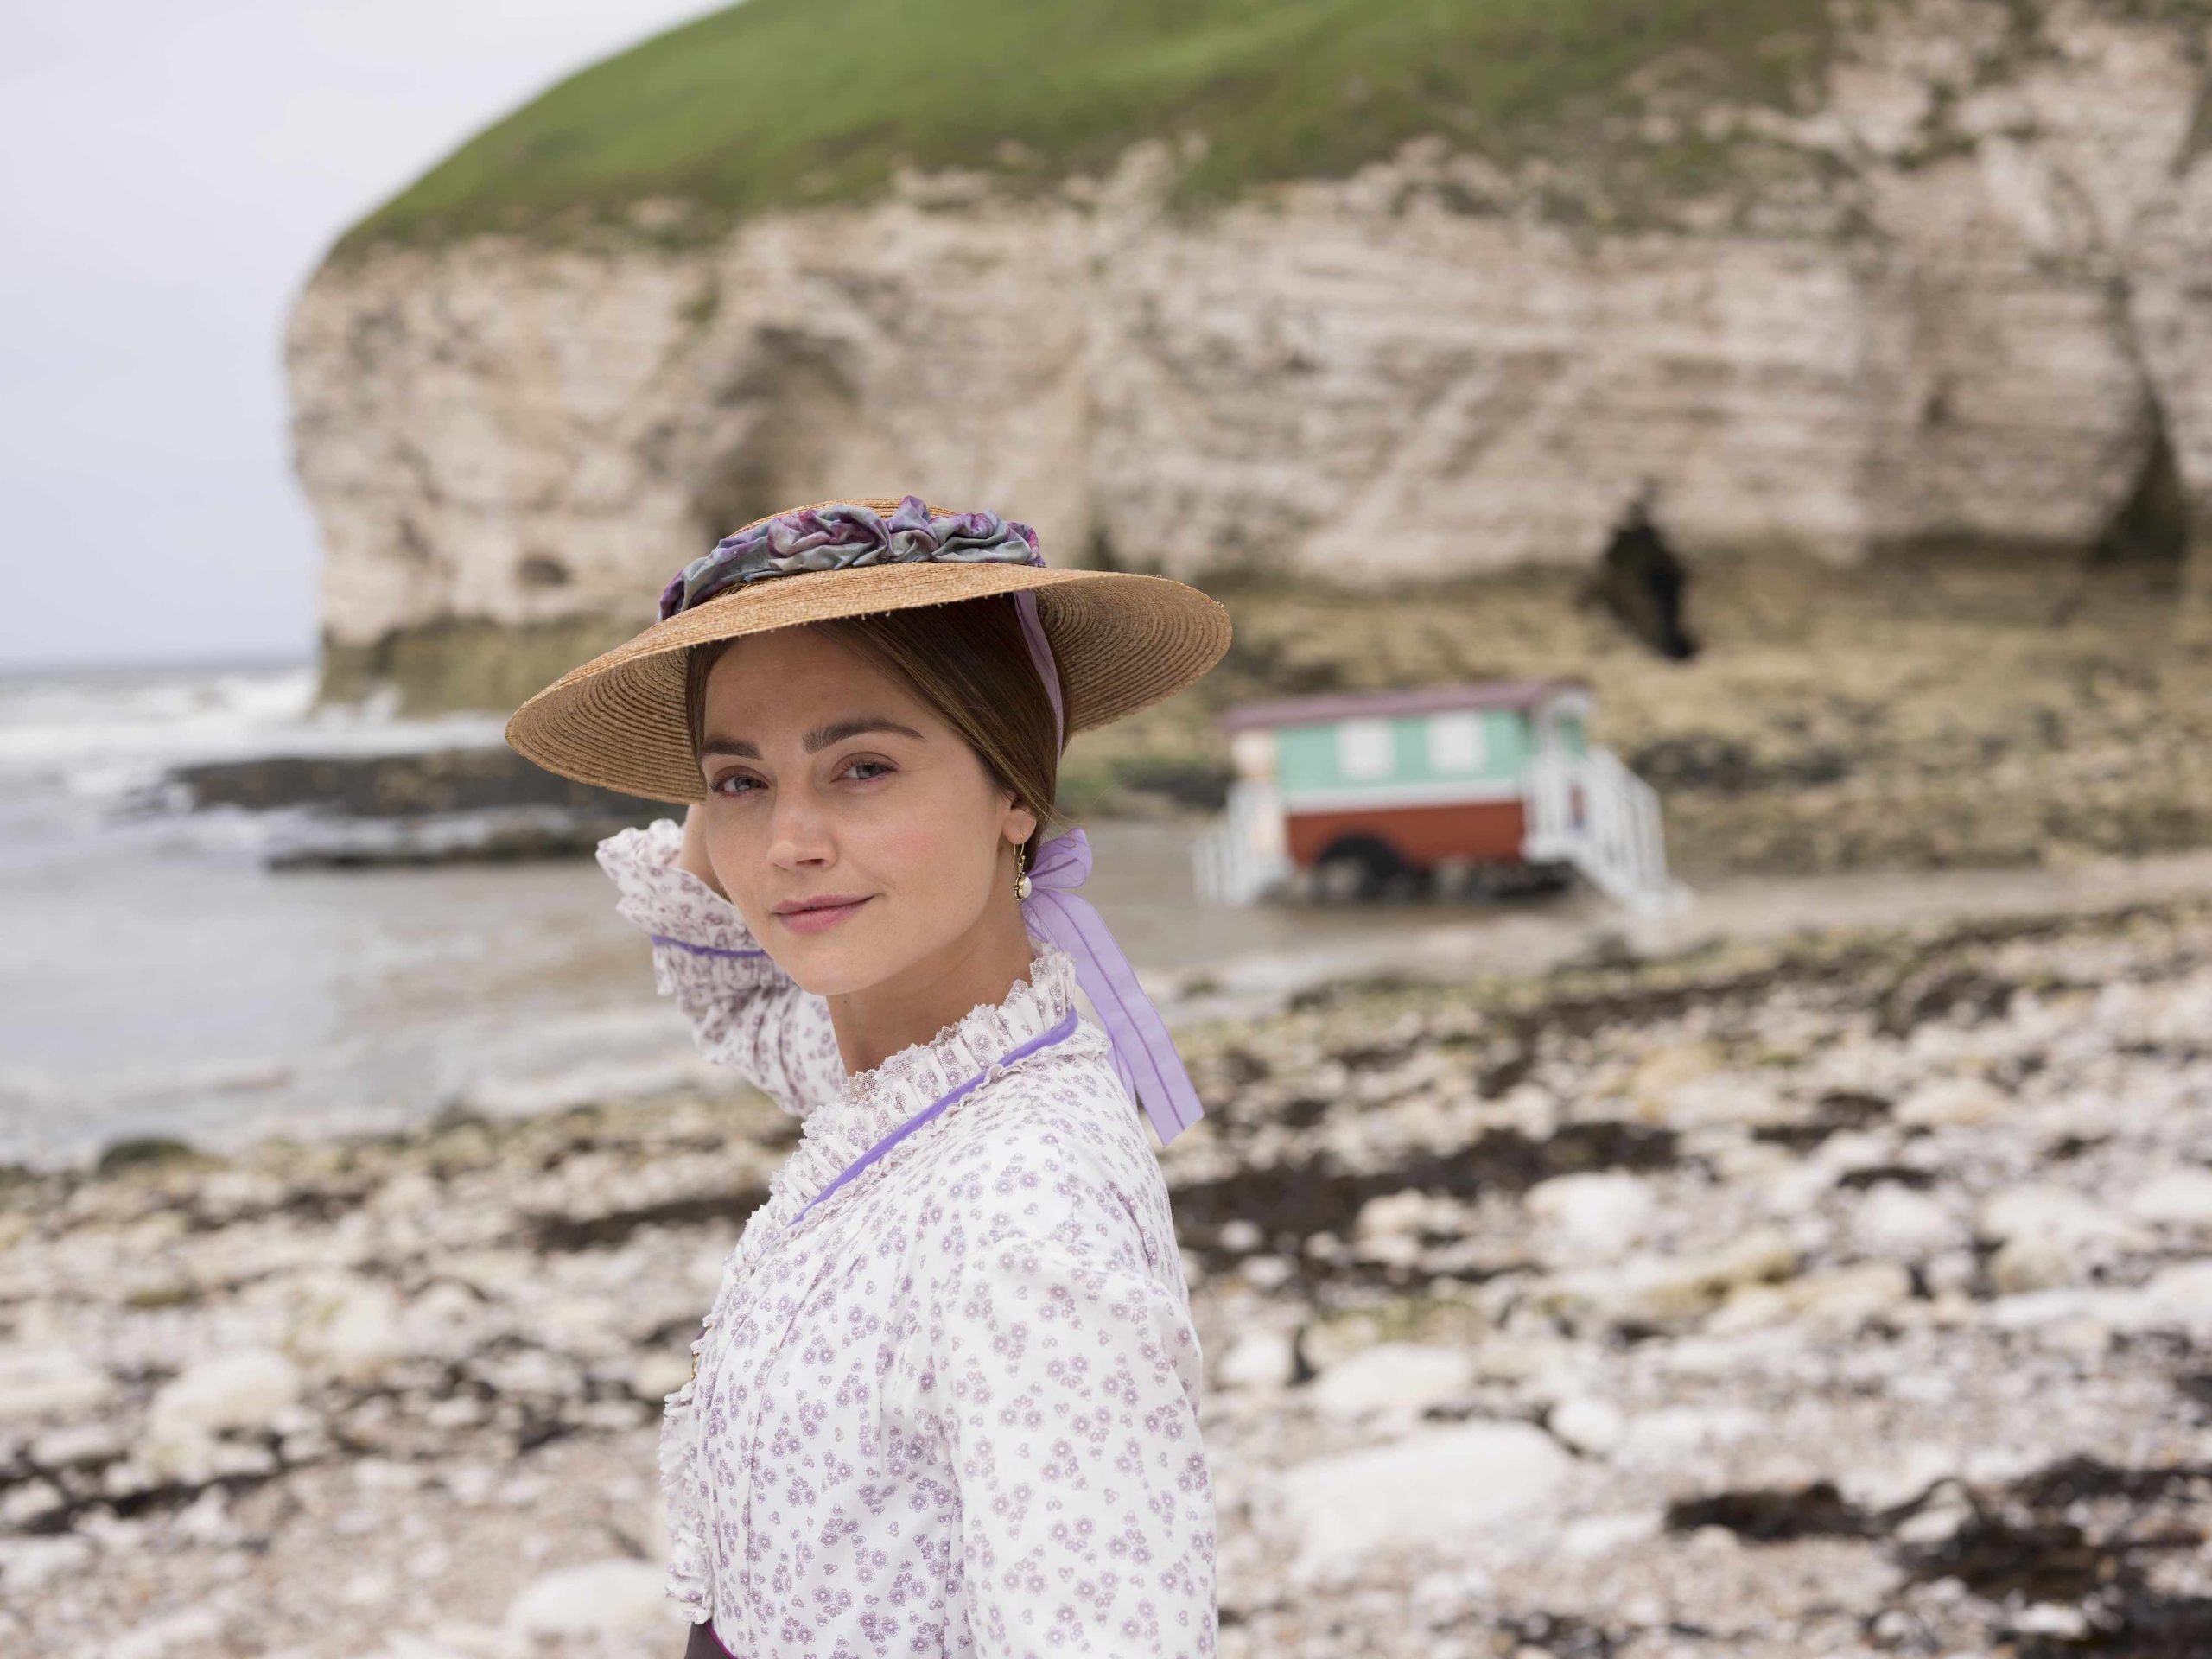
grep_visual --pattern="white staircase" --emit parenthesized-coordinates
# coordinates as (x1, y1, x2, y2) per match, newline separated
(1192, 779, 1294, 905)
(1522, 747, 1688, 916)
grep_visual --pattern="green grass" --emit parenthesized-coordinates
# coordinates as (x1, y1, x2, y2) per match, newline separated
(335, 0, 1837, 255)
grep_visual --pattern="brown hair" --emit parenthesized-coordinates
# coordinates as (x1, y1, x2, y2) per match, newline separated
(683, 594, 1065, 869)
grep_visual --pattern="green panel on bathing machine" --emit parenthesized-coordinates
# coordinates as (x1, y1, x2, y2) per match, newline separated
(1274, 709, 1533, 794)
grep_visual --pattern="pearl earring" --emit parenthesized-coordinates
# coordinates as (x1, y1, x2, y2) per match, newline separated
(1014, 843, 1032, 900)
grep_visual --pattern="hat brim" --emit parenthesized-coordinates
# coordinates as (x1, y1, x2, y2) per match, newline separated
(504, 560, 1232, 804)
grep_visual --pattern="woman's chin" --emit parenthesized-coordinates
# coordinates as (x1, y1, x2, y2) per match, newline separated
(772, 908, 887, 991)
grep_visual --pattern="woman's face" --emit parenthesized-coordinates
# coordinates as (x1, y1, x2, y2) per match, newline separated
(692, 625, 1037, 996)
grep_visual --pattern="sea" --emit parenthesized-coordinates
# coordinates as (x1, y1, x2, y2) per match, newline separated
(0, 658, 715, 1169)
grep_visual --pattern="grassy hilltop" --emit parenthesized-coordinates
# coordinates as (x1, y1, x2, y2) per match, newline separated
(336, 0, 1835, 254)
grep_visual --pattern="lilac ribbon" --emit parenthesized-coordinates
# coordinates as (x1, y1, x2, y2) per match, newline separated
(1020, 826, 1205, 1147)
(1010, 586, 1200, 1146)
(1012, 588, 1065, 747)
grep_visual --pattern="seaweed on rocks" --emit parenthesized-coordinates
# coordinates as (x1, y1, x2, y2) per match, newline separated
(1878, 963, 2019, 1036)
(2177, 1372, 2212, 1417)
(1492, 1608, 1624, 1657)
(1834, 1164, 1939, 1191)
(522, 1183, 770, 1252)
(1887, 1457, 2212, 1655)
(93, 1136, 211, 1177)
(1666, 1480, 1881, 1542)
(1661, 1456, 2212, 1655)
(1168, 1121, 1678, 1280)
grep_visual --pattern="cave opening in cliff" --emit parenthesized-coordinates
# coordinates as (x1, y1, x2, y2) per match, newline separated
(1582, 488, 1700, 661)
(2089, 404, 2190, 575)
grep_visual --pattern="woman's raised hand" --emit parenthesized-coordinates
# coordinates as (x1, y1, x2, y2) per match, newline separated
(678, 803, 730, 899)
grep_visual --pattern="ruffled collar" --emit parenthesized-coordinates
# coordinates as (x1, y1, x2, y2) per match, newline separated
(715, 937, 1080, 1273)
(775, 938, 1077, 1213)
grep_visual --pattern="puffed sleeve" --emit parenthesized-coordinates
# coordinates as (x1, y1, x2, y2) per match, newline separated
(594, 817, 847, 1121)
(937, 1222, 1217, 1658)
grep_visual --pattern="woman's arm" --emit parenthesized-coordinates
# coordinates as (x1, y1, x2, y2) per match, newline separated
(936, 1212, 1217, 1657)
(595, 815, 848, 1120)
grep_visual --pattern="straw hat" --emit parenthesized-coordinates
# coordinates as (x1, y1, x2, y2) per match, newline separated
(505, 495, 1232, 803)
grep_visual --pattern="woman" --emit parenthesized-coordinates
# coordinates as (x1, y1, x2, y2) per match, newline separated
(505, 496, 1231, 1658)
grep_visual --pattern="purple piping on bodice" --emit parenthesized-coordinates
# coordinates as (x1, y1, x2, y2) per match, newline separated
(786, 1003, 1081, 1230)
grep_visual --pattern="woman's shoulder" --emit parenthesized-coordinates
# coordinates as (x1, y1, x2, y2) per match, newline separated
(954, 1022, 1147, 1160)
(931, 1029, 1179, 1274)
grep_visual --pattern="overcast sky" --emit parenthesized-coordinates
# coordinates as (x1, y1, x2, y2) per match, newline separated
(0, 0, 715, 674)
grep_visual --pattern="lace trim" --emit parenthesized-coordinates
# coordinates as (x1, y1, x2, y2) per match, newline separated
(652, 928, 1084, 1619)
(719, 938, 1078, 1287)
(788, 1001, 1080, 1230)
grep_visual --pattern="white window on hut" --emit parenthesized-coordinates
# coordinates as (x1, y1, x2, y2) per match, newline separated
(1426, 711, 1486, 774)
(1336, 718, 1395, 780)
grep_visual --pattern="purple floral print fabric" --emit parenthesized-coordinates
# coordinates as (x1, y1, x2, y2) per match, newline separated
(595, 818, 1218, 1658)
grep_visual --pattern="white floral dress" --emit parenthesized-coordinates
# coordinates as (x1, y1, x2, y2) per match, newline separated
(596, 818, 1217, 1659)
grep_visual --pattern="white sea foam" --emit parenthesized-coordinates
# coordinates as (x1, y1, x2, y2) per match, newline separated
(0, 659, 510, 798)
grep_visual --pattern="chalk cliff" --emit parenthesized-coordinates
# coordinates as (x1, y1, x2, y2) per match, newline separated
(286, 0, 2212, 710)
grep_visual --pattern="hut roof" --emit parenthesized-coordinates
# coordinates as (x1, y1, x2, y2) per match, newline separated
(1217, 677, 1588, 733)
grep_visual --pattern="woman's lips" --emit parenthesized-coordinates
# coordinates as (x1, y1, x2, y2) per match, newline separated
(775, 896, 873, 934)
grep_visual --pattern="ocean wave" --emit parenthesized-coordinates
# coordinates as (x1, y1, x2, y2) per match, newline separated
(0, 660, 511, 793)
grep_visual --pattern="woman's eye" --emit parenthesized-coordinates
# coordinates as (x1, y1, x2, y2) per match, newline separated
(707, 761, 885, 796)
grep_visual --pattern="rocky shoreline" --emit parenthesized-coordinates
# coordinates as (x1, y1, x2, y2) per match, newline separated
(3, 891, 2209, 1656)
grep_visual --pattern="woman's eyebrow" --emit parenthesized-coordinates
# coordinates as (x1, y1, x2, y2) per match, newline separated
(699, 718, 926, 760)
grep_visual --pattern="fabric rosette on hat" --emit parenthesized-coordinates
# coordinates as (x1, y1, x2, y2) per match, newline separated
(658, 498, 1044, 619)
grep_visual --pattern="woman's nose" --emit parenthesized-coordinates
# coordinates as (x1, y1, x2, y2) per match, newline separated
(764, 784, 834, 864)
